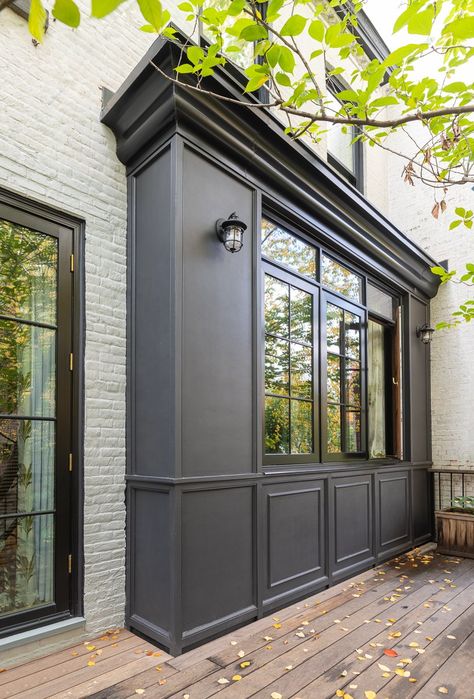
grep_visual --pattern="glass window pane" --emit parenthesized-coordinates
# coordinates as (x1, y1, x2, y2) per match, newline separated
(322, 255, 362, 302)
(290, 344, 312, 398)
(0, 321, 56, 417)
(327, 354, 341, 404)
(262, 219, 316, 279)
(367, 283, 395, 320)
(0, 514, 54, 616)
(0, 419, 55, 514)
(265, 337, 289, 396)
(265, 396, 290, 454)
(345, 364, 360, 407)
(264, 276, 289, 338)
(368, 319, 387, 458)
(327, 303, 343, 354)
(326, 90, 356, 174)
(0, 220, 57, 325)
(291, 400, 313, 454)
(346, 411, 361, 452)
(290, 286, 312, 345)
(327, 404, 341, 453)
(345, 311, 361, 360)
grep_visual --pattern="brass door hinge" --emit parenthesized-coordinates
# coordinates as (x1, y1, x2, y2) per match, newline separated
(69, 353, 74, 371)
(68, 453, 73, 472)
(70, 254, 74, 272)
(68, 554, 72, 574)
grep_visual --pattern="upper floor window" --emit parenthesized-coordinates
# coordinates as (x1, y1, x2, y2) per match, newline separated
(326, 72, 364, 192)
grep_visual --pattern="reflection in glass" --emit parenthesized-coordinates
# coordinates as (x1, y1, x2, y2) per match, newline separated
(265, 337, 289, 396)
(0, 514, 54, 616)
(346, 411, 361, 452)
(327, 304, 343, 353)
(327, 354, 341, 403)
(0, 419, 55, 514)
(265, 397, 290, 454)
(0, 220, 57, 325)
(327, 404, 341, 453)
(290, 287, 312, 345)
(322, 255, 362, 302)
(290, 344, 312, 398)
(0, 321, 56, 417)
(291, 400, 313, 454)
(345, 311, 360, 359)
(264, 276, 289, 338)
(326, 90, 356, 174)
(262, 219, 316, 279)
(345, 365, 360, 407)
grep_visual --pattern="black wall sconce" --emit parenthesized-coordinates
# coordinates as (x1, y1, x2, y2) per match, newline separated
(416, 323, 435, 344)
(216, 212, 247, 253)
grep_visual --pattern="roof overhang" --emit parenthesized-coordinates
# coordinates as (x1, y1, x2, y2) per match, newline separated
(101, 37, 439, 299)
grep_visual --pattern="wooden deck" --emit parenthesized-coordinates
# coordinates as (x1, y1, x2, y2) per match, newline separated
(1, 549, 473, 699)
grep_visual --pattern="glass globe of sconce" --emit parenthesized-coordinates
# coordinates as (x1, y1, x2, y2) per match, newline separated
(216, 212, 247, 254)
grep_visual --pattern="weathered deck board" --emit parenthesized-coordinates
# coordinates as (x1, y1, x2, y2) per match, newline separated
(1, 550, 473, 699)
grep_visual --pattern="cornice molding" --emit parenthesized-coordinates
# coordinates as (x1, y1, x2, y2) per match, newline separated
(101, 38, 439, 299)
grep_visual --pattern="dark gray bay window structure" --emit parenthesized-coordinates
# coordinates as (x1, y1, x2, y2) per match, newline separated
(101, 36, 439, 655)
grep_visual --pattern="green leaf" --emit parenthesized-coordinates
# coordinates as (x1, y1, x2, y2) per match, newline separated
(240, 24, 268, 41)
(52, 0, 80, 26)
(407, 5, 435, 36)
(393, 0, 422, 33)
(136, 0, 166, 31)
(266, 45, 281, 68)
(431, 266, 447, 275)
(244, 74, 269, 93)
(278, 46, 295, 72)
(455, 207, 466, 217)
(449, 219, 462, 230)
(325, 23, 355, 47)
(443, 82, 466, 93)
(383, 43, 427, 67)
(227, 0, 246, 16)
(266, 0, 284, 21)
(175, 63, 195, 73)
(275, 72, 292, 87)
(178, 1, 193, 10)
(444, 16, 474, 41)
(28, 0, 47, 41)
(280, 14, 307, 37)
(369, 95, 398, 108)
(91, 0, 124, 18)
(308, 19, 324, 42)
(187, 45, 204, 65)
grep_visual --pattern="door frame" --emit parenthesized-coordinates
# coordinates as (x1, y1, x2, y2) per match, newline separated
(0, 187, 84, 638)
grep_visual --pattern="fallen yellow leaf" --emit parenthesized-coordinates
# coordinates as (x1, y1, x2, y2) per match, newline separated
(377, 664, 390, 672)
(240, 661, 251, 668)
(86, 645, 96, 651)
(365, 692, 377, 699)
(237, 650, 245, 658)
(135, 691, 145, 696)
(87, 661, 95, 667)
(232, 675, 242, 681)
(271, 693, 282, 699)
(217, 678, 230, 685)
(273, 623, 282, 629)
(438, 689, 449, 695)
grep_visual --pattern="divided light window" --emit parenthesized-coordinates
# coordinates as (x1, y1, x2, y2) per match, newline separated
(261, 216, 401, 465)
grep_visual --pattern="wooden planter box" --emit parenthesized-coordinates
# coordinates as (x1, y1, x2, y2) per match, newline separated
(436, 510, 474, 558)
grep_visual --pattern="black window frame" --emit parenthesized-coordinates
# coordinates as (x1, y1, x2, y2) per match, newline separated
(260, 211, 402, 467)
(326, 70, 364, 193)
(0, 188, 83, 639)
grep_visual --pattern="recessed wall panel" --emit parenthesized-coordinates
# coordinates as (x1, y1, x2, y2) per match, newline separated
(333, 476, 373, 574)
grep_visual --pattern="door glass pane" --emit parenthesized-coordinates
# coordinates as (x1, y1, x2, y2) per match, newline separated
(345, 363, 360, 407)
(345, 311, 360, 359)
(327, 304, 343, 354)
(0, 321, 56, 417)
(265, 337, 289, 396)
(290, 344, 312, 398)
(265, 396, 290, 454)
(322, 255, 362, 302)
(290, 287, 312, 345)
(0, 419, 55, 514)
(291, 400, 312, 454)
(262, 219, 316, 279)
(327, 404, 341, 453)
(346, 411, 361, 452)
(264, 276, 289, 338)
(0, 514, 54, 616)
(327, 354, 341, 403)
(0, 220, 57, 325)
(0, 220, 58, 625)
(368, 319, 387, 458)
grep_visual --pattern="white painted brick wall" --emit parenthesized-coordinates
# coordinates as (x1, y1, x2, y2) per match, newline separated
(0, 3, 157, 643)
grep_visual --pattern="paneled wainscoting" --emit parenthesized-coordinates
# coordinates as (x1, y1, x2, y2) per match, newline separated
(1, 549, 473, 698)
